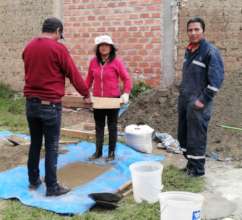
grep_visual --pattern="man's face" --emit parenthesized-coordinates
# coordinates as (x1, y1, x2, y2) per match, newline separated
(187, 22, 204, 44)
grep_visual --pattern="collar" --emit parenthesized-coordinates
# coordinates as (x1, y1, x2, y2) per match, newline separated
(187, 38, 205, 53)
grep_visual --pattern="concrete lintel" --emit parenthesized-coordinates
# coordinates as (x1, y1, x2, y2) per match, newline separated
(53, 0, 63, 20)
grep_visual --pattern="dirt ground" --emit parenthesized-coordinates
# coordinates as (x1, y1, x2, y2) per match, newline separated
(120, 72, 242, 160)
(0, 139, 29, 172)
(61, 108, 94, 127)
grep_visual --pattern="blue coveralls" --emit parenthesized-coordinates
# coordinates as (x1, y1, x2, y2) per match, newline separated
(178, 39, 224, 175)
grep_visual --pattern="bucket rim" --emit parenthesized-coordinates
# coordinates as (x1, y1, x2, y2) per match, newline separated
(129, 161, 163, 171)
(159, 191, 204, 201)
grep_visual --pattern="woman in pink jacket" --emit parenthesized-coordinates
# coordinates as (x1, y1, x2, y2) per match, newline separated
(86, 35, 132, 161)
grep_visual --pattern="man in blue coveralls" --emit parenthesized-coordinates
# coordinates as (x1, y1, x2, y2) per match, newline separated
(178, 17, 224, 177)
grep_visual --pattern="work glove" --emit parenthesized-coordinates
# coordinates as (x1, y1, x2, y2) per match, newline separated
(121, 93, 129, 104)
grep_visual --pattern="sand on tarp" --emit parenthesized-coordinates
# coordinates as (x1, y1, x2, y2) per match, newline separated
(58, 162, 111, 188)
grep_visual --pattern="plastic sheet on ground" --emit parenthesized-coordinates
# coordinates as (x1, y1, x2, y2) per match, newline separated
(0, 131, 164, 215)
(119, 103, 129, 117)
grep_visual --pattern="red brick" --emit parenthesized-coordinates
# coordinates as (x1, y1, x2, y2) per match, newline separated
(128, 27, 138, 31)
(63, 0, 164, 88)
(152, 13, 161, 18)
(140, 13, 150, 18)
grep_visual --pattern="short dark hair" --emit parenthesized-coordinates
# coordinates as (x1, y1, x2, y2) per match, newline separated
(96, 44, 117, 63)
(187, 17, 205, 32)
(42, 17, 64, 39)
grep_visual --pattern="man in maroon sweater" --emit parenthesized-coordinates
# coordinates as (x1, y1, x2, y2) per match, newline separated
(22, 17, 90, 196)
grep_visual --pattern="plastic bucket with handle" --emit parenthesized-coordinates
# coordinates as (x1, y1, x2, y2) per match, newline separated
(159, 191, 204, 220)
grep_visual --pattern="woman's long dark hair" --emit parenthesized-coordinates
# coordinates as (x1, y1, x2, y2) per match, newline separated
(96, 44, 117, 64)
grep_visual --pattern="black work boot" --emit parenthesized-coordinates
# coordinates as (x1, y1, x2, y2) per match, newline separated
(46, 183, 70, 197)
(89, 151, 102, 160)
(106, 150, 115, 162)
(29, 178, 42, 190)
(89, 144, 103, 160)
(186, 169, 205, 177)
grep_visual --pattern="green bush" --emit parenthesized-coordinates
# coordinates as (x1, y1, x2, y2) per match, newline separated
(0, 83, 26, 131)
(130, 81, 151, 99)
(0, 83, 15, 99)
(8, 97, 25, 114)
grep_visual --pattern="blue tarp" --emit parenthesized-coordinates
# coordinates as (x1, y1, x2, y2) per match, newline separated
(0, 131, 164, 215)
(118, 103, 129, 117)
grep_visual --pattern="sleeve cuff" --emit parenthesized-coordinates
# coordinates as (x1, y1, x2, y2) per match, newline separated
(198, 86, 218, 104)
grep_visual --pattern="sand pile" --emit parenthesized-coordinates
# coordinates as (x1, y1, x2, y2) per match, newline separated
(120, 72, 242, 160)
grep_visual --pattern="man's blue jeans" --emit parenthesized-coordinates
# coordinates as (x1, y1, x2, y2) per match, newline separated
(26, 98, 61, 188)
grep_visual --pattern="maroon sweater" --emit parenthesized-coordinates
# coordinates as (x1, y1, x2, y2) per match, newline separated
(23, 37, 89, 102)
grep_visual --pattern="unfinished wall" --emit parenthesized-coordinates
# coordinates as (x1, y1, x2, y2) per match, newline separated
(1, 0, 242, 91)
(177, 0, 242, 80)
(63, 0, 164, 87)
(0, 0, 58, 91)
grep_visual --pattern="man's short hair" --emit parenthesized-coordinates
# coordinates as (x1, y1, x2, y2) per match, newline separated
(42, 17, 64, 39)
(187, 17, 205, 32)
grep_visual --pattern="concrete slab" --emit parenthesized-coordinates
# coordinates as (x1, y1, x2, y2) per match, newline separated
(204, 160, 242, 220)
(202, 192, 237, 219)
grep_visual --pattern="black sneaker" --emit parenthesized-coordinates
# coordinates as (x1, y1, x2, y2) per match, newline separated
(46, 184, 70, 197)
(29, 178, 42, 190)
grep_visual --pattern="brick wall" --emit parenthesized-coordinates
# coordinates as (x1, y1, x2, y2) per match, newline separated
(0, 0, 55, 90)
(2, 1, 240, 91)
(63, 0, 164, 88)
(177, 0, 242, 80)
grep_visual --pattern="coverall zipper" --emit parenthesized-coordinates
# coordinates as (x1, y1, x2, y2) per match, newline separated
(100, 64, 105, 97)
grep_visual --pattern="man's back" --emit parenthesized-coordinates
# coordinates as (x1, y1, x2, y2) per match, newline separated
(23, 38, 67, 102)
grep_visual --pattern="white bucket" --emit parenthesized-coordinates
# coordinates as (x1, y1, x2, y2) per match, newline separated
(129, 161, 163, 203)
(159, 191, 204, 220)
(125, 124, 154, 153)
